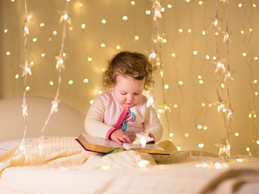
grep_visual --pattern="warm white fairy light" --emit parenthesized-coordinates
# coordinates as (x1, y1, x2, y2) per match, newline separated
(131, 1, 135, 5)
(101, 43, 105, 47)
(101, 19, 106, 24)
(68, 80, 73, 84)
(90, 100, 94, 104)
(6, 51, 11, 55)
(39, 1, 71, 152)
(53, 31, 57, 35)
(122, 16, 128, 20)
(138, 160, 150, 168)
(134, 35, 139, 40)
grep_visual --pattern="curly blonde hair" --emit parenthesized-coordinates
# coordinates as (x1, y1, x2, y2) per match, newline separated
(102, 51, 155, 91)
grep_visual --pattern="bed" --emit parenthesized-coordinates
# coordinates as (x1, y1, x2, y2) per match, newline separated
(0, 97, 259, 194)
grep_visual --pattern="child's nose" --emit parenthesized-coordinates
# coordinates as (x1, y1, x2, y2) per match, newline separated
(127, 94, 133, 102)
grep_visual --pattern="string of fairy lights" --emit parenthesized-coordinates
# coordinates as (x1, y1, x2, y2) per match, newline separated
(239, 0, 259, 156)
(1, 0, 258, 157)
(18, 0, 30, 153)
(209, 0, 233, 159)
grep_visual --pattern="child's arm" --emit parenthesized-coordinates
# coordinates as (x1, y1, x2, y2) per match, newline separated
(143, 106, 163, 143)
(84, 95, 114, 139)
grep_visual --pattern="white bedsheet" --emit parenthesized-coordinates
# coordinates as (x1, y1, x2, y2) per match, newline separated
(0, 137, 259, 194)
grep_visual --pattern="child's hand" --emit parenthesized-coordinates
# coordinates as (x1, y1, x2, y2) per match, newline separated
(110, 130, 133, 145)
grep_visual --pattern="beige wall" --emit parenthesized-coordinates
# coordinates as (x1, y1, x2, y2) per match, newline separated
(0, 0, 258, 157)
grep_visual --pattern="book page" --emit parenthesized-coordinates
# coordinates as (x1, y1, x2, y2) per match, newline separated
(82, 134, 123, 148)
(122, 143, 165, 151)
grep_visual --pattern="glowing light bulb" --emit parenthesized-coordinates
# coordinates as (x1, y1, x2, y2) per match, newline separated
(199, 1, 203, 5)
(88, 57, 92, 61)
(198, 143, 204, 148)
(199, 80, 204, 84)
(53, 31, 57, 35)
(249, 28, 253, 32)
(202, 30, 206, 35)
(101, 68, 105, 72)
(193, 51, 198, 55)
(41, 53, 45, 57)
(206, 55, 210, 59)
(150, 52, 156, 59)
(158, 109, 163, 113)
(238, 3, 242, 7)
(101, 43, 105, 47)
(122, 16, 128, 20)
(98, 91, 102, 94)
(221, 83, 225, 88)
(177, 146, 181, 151)
(178, 29, 183, 33)
(241, 30, 245, 34)
(172, 53, 176, 57)
(90, 100, 94, 104)
(184, 133, 189, 137)
(6, 51, 10, 55)
(198, 125, 202, 129)
(15, 74, 19, 79)
(254, 57, 258, 60)
(242, 53, 247, 57)
(252, 4, 256, 8)
(178, 81, 183, 85)
(164, 84, 169, 89)
(68, 80, 73, 84)
(101, 19, 106, 24)
(79, 3, 83, 7)
(157, 114, 160, 118)
(26, 86, 30, 91)
(215, 162, 222, 168)
(134, 35, 139, 40)
(4, 29, 8, 33)
(201, 103, 205, 107)
(49, 81, 54, 85)
(84, 78, 88, 83)
(131, 1, 135, 5)
(138, 160, 150, 168)
(81, 24, 86, 28)
(203, 126, 207, 130)
(40, 23, 45, 27)
(246, 147, 250, 151)
(48, 37, 52, 41)
(234, 132, 239, 136)
(173, 104, 178, 108)
(188, 28, 192, 33)
(167, 4, 172, 8)
(213, 56, 216, 60)
(32, 38, 37, 42)
(255, 91, 258, 96)
(146, 10, 151, 14)
(116, 45, 121, 50)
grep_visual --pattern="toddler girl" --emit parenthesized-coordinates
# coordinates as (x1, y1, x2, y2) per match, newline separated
(84, 51, 163, 145)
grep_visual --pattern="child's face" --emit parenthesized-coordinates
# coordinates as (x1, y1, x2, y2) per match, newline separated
(113, 74, 145, 108)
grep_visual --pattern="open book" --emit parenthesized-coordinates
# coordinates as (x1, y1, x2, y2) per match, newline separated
(76, 133, 169, 155)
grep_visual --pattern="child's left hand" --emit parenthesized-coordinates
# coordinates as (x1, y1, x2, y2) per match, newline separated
(110, 129, 133, 145)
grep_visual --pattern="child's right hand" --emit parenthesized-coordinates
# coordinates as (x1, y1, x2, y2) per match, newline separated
(110, 129, 133, 145)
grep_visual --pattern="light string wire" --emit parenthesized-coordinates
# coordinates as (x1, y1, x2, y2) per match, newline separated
(211, 0, 234, 159)
(169, 1, 184, 148)
(149, 0, 171, 138)
(38, 1, 71, 153)
(194, 0, 210, 151)
(244, 0, 258, 156)
(189, 0, 207, 150)
(18, 0, 31, 153)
